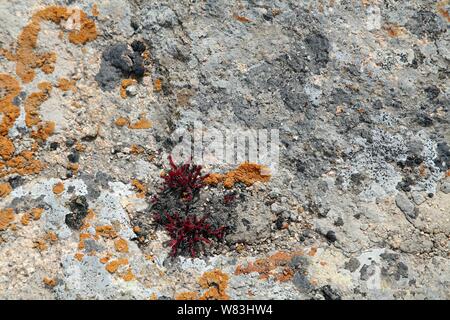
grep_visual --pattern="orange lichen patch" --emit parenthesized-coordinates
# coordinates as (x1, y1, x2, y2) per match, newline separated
(91, 4, 100, 17)
(153, 79, 162, 92)
(121, 268, 135, 281)
(437, 1, 450, 22)
(198, 269, 230, 300)
(276, 267, 295, 282)
(120, 79, 137, 98)
(0, 183, 12, 198)
(43, 277, 56, 287)
(46, 231, 58, 242)
(14, 6, 97, 83)
(24, 82, 52, 128)
(308, 247, 318, 257)
(128, 116, 152, 129)
(0, 137, 16, 160)
(95, 225, 118, 239)
(52, 182, 64, 195)
(0, 151, 44, 178)
(131, 179, 147, 198)
(31, 208, 44, 220)
(0, 74, 21, 141)
(133, 226, 141, 234)
(233, 14, 252, 23)
(67, 162, 79, 174)
(384, 25, 406, 38)
(204, 163, 271, 189)
(203, 173, 224, 186)
(99, 254, 111, 264)
(74, 142, 86, 152)
(130, 144, 145, 154)
(74, 253, 84, 262)
(78, 232, 91, 249)
(86, 209, 95, 221)
(114, 117, 129, 127)
(33, 239, 47, 251)
(114, 238, 129, 253)
(21, 212, 31, 226)
(56, 78, 76, 92)
(0, 208, 15, 231)
(175, 291, 199, 300)
(234, 251, 303, 282)
(105, 258, 128, 273)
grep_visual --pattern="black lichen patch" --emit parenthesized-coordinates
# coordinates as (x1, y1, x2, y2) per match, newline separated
(65, 196, 89, 230)
(95, 41, 147, 90)
(406, 11, 446, 40)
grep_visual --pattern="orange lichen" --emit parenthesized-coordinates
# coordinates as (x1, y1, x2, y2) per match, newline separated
(0, 208, 15, 231)
(175, 292, 199, 300)
(131, 179, 147, 198)
(21, 213, 31, 226)
(128, 116, 152, 129)
(52, 182, 64, 195)
(114, 117, 129, 127)
(130, 144, 144, 154)
(437, 1, 450, 22)
(57, 78, 76, 92)
(99, 254, 111, 264)
(43, 277, 57, 287)
(78, 232, 91, 249)
(105, 258, 128, 273)
(121, 268, 135, 281)
(234, 251, 303, 282)
(0, 137, 16, 160)
(13, 6, 97, 83)
(0, 183, 12, 198)
(92, 4, 100, 17)
(46, 231, 58, 242)
(24, 82, 52, 128)
(154, 79, 162, 92)
(308, 247, 318, 257)
(198, 269, 230, 300)
(31, 208, 44, 220)
(233, 14, 253, 23)
(203, 173, 224, 186)
(133, 226, 141, 234)
(74, 253, 84, 261)
(95, 225, 118, 239)
(384, 25, 406, 38)
(204, 163, 271, 189)
(33, 239, 47, 251)
(120, 79, 137, 98)
(114, 238, 129, 253)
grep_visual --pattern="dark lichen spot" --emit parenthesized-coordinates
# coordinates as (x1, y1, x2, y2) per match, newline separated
(65, 196, 89, 230)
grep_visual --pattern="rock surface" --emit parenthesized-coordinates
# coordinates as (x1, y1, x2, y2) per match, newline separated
(0, 0, 449, 300)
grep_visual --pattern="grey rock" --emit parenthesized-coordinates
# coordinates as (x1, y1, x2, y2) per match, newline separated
(344, 258, 361, 273)
(440, 182, 450, 194)
(293, 272, 314, 293)
(360, 262, 376, 281)
(395, 193, 417, 219)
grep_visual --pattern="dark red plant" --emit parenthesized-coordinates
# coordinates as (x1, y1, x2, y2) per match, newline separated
(161, 155, 209, 202)
(152, 155, 226, 257)
(155, 212, 225, 257)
